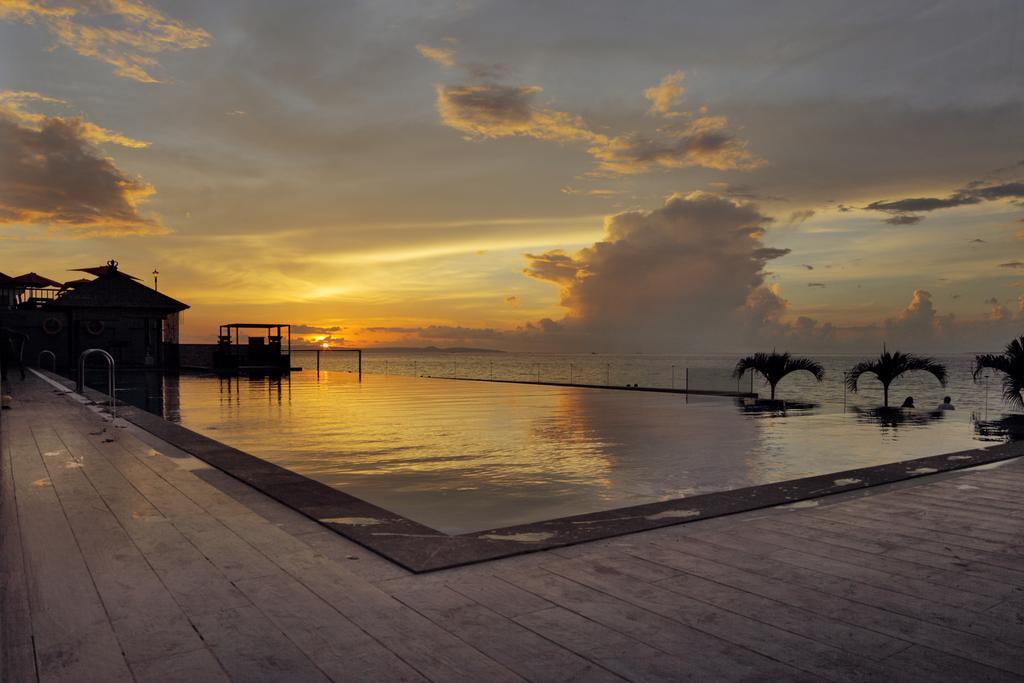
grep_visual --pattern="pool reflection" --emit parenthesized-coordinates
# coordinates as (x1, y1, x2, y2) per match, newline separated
(122, 372, 1009, 534)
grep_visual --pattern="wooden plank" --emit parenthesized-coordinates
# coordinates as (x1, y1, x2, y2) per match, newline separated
(0, 431, 37, 683)
(233, 541, 524, 681)
(232, 573, 425, 682)
(650, 534, 1024, 647)
(635, 542, 1024, 675)
(880, 645, 1021, 683)
(394, 584, 615, 682)
(666, 530, 1001, 612)
(777, 511, 1020, 559)
(818, 504, 1023, 548)
(842, 497, 1024, 536)
(446, 574, 555, 619)
(637, 563, 911, 659)
(498, 565, 822, 682)
(129, 648, 229, 683)
(31, 425, 212, 668)
(539, 555, 913, 682)
(188, 605, 331, 682)
(7, 420, 132, 682)
(513, 606, 695, 682)
(48, 420, 256, 618)
(718, 525, 1019, 599)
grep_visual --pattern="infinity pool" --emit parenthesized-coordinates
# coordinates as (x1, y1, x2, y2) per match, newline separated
(118, 370, 1012, 534)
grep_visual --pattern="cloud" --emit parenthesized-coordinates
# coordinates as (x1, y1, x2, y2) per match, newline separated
(0, 0, 211, 83)
(291, 324, 342, 334)
(882, 213, 924, 226)
(752, 247, 791, 260)
(969, 238, 985, 243)
(1000, 261, 1024, 268)
(416, 43, 455, 67)
(865, 179, 1024, 225)
(521, 192, 791, 349)
(588, 116, 764, 175)
(505, 295, 520, 307)
(802, 264, 814, 270)
(883, 289, 954, 344)
(786, 209, 815, 225)
(808, 282, 826, 287)
(431, 62, 759, 176)
(560, 186, 622, 197)
(0, 91, 164, 234)
(0, 91, 148, 147)
(435, 84, 596, 143)
(644, 70, 686, 116)
(366, 325, 507, 342)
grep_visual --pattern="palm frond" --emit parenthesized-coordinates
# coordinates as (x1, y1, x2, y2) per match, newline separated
(973, 353, 1010, 380)
(845, 361, 877, 393)
(784, 357, 825, 382)
(904, 356, 948, 387)
(975, 335, 1024, 409)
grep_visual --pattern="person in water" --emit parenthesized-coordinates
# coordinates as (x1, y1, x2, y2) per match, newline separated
(937, 396, 955, 410)
(900, 396, 915, 409)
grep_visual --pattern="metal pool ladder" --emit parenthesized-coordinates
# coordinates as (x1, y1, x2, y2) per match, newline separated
(77, 349, 117, 421)
(38, 349, 56, 371)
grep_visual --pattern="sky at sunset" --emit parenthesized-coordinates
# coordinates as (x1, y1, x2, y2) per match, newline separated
(1, 0, 1023, 352)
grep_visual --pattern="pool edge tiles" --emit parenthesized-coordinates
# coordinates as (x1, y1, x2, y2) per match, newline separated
(49, 370, 1024, 573)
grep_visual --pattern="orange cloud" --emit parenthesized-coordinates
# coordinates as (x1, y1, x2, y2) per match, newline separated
(434, 80, 760, 176)
(435, 84, 598, 143)
(0, 0, 210, 83)
(644, 70, 686, 116)
(589, 115, 764, 175)
(416, 43, 455, 67)
(0, 91, 164, 235)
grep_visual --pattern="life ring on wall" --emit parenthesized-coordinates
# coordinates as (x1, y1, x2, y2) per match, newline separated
(42, 317, 63, 335)
(85, 320, 105, 336)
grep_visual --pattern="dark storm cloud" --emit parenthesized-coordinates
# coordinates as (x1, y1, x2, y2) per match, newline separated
(883, 214, 924, 226)
(752, 247, 791, 260)
(866, 180, 1024, 225)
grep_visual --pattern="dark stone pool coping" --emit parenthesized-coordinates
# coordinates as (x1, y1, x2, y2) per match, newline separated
(45, 370, 1024, 573)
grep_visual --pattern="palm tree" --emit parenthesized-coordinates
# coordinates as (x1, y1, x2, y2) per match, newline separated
(846, 349, 947, 408)
(733, 352, 824, 401)
(973, 335, 1024, 411)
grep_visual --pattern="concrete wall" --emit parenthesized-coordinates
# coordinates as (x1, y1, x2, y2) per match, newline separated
(178, 343, 218, 369)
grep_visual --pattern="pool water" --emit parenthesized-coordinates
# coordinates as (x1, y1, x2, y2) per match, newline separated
(131, 371, 1008, 534)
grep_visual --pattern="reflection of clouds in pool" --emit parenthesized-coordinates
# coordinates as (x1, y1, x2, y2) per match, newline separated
(160, 372, 1006, 534)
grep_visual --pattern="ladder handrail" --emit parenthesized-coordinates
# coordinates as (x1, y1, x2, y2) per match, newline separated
(77, 349, 116, 420)
(38, 350, 56, 371)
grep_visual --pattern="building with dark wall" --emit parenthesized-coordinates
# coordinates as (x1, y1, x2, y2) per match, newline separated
(0, 260, 188, 374)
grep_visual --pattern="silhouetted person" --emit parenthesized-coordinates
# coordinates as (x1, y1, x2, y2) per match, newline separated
(901, 396, 915, 409)
(937, 396, 955, 410)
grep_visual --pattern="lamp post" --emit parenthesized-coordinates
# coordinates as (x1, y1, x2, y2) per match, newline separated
(152, 269, 159, 291)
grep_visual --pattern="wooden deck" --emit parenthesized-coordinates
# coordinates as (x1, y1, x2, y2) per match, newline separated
(2, 372, 1023, 682)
